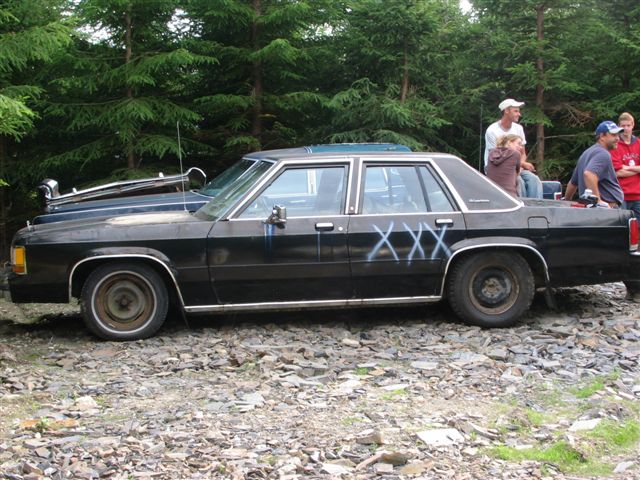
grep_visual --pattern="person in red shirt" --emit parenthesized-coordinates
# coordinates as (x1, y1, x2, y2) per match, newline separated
(610, 112, 640, 303)
(611, 112, 640, 217)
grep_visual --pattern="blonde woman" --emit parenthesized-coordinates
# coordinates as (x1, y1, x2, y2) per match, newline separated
(486, 134, 524, 197)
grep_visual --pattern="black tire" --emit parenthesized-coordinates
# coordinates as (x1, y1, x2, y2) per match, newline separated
(80, 263, 169, 340)
(447, 251, 534, 328)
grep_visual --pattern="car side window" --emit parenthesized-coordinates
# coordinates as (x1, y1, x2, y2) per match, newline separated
(362, 166, 427, 214)
(419, 166, 455, 212)
(239, 166, 347, 218)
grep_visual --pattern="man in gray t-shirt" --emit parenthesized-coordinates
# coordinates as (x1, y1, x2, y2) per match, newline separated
(565, 120, 639, 303)
(564, 120, 624, 207)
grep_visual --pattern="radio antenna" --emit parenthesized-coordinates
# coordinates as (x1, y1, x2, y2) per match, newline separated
(478, 104, 483, 171)
(177, 121, 187, 211)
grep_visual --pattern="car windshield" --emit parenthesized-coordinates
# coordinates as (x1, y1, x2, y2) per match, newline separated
(195, 160, 273, 221)
(198, 158, 257, 197)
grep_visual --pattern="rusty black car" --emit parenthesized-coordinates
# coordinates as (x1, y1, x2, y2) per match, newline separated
(6, 149, 640, 340)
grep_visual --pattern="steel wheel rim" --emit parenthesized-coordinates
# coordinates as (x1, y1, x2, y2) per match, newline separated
(91, 271, 158, 333)
(469, 266, 519, 315)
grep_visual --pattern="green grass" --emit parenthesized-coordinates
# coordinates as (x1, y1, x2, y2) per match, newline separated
(489, 406, 554, 435)
(571, 379, 605, 399)
(380, 389, 407, 401)
(341, 416, 362, 426)
(488, 441, 611, 476)
(486, 419, 640, 476)
(238, 361, 257, 372)
(480, 371, 639, 477)
(354, 367, 369, 376)
(569, 372, 621, 400)
(589, 420, 640, 450)
(524, 408, 551, 427)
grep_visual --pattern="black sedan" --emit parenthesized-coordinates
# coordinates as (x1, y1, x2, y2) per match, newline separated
(6, 149, 640, 340)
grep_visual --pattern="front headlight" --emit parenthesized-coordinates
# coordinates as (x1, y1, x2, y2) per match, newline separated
(11, 246, 27, 274)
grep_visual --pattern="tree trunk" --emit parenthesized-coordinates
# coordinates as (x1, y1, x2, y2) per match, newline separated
(125, 9, 135, 169)
(400, 40, 409, 103)
(251, 0, 263, 144)
(621, 13, 630, 90)
(0, 137, 7, 261)
(535, 4, 545, 172)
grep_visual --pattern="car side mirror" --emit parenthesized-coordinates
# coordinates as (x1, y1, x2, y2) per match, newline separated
(265, 205, 286, 227)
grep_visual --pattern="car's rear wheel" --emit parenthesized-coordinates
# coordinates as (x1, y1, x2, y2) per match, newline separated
(81, 263, 168, 340)
(447, 251, 534, 328)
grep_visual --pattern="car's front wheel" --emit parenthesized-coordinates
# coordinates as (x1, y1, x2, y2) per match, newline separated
(81, 263, 169, 340)
(447, 251, 534, 328)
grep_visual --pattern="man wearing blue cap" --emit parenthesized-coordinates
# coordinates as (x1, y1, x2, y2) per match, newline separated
(563, 120, 624, 208)
(564, 121, 639, 303)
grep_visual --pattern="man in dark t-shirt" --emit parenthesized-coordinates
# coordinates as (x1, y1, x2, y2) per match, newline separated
(564, 120, 639, 303)
(564, 120, 624, 207)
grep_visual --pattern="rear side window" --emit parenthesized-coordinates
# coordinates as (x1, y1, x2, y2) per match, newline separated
(419, 166, 456, 212)
(362, 166, 427, 214)
(434, 157, 520, 210)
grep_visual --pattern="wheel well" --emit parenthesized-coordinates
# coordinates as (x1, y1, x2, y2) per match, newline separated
(70, 258, 178, 304)
(444, 247, 546, 296)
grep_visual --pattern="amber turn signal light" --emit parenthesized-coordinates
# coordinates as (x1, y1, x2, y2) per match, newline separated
(11, 246, 27, 274)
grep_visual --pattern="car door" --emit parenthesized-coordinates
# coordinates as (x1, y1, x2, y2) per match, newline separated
(348, 162, 466, 298)
(206, 161, 353, 304)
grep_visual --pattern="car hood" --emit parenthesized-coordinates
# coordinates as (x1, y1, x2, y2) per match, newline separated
(17, 210, 203, 245)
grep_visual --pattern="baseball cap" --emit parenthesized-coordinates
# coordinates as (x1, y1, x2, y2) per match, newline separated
(595, 120, 623, 136)
(499, 98, 525, 111)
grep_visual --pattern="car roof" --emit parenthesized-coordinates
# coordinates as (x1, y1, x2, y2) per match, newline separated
(245, 149, 459, 165)
(243, 143, 411, 161)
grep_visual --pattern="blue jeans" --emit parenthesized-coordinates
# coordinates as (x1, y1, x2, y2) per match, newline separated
(518, 170, 543, 199)
(623, 200, 640, 218)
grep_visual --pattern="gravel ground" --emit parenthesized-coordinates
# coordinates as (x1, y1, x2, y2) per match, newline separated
(0, 284, 639, 480)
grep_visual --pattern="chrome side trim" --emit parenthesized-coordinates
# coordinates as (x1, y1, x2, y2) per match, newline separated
(184, 295, 440, 314)
(229, 214, 349, 222)
(43, 167, 207, 207)
(355, 211, 450, 218)
(438, 243, 550, 296)
(44, 199, 204, 218)
(68, 254, 185, 307)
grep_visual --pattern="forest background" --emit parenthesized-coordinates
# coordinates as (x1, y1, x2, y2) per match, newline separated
(1, 0, 639, 260)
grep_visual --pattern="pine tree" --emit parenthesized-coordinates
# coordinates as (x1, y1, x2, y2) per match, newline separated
(43, 0, 217, 178)
(326, 0, 465, 152)
(469, 0, 596, 174)
(0, 0, 71, 259)
(184, 0, 343, 157)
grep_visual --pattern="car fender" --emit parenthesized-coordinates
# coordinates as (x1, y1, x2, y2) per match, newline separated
(68, 247, 185, 307)
(440, 237, 550, 296)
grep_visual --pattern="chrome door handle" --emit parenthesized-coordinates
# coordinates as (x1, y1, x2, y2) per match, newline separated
(435, 219, 454, 227)
(315, 222, 334, 232)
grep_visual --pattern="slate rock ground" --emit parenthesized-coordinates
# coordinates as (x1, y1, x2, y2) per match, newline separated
(0, 283, 639, 479)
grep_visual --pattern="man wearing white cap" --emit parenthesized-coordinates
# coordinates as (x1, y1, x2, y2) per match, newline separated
(484, 98, 543, 198)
